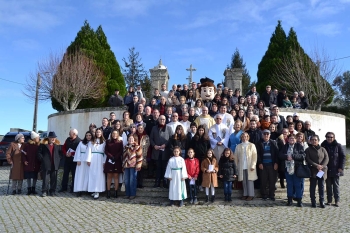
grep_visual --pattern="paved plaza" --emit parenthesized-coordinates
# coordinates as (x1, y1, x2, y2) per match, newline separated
(0, 162, 349, 233)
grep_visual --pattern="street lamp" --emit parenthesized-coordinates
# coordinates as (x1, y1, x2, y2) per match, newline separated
(32, 73, 42, 132)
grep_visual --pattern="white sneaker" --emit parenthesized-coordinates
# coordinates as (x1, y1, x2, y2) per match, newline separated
(94, 192, 99, 199)
(91, 192, 95, 197)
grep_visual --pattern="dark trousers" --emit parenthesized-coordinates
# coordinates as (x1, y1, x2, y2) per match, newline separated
(196, 158, 203, 187)
(260, 164, 277, 198)
(186, 180, 197, 199)
(137, 169, 143, 187)
(42, 169, 58, 193)
(326, 176, 340, 203)
(254, 164, 260, 189)
(156, 152, 168, 185)
(61, 161, 77, 190)
(310, 177, 325, 202)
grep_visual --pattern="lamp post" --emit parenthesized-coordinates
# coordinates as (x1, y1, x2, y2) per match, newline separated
(32, 73, 42, 132)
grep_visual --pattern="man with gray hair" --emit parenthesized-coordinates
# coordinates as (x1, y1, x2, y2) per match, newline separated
(208, 114, 230, 160)
(180, 112, 191, 133)
(59, 129, 81, 193)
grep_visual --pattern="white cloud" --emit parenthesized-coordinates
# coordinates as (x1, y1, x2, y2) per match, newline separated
(313, 22, 341, 36)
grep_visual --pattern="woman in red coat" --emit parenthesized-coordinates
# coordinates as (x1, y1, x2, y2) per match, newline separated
(22, 131, 41, 195)
(104, 130, 123, 198)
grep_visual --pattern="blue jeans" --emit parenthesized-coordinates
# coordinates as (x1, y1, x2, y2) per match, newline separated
(285, 171, 303, 198)
(224, 181, 233, 195)
(293, 178, 304, 198)
(124, 168, 137, 197)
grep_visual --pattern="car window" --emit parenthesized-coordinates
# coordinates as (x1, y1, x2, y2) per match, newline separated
(1, 135, 31, 143)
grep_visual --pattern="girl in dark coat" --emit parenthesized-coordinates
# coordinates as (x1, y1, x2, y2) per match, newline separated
(218, 148, 237, 202)
(168, 125, 187, 158)
(190, 125, 211, 190)
(104, 130, 123, 198)
(22, 131, 41, 195)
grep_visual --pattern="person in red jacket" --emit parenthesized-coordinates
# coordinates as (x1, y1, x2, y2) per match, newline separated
(185, 148, 200, 204)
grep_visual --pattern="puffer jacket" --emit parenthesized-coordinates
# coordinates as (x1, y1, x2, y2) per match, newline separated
(218, 156, 237, 182)
(321, 140, 345, 177)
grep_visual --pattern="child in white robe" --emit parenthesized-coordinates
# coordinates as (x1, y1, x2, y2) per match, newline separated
(165, 146, 188, 207)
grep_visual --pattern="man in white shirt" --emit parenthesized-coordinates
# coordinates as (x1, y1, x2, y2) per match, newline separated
(160, 83, 169, 97)
(167, 112, 182, 136)
(180, 112, 191, 134)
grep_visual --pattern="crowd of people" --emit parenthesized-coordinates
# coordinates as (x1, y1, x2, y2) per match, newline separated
(6, 81, 346, 208)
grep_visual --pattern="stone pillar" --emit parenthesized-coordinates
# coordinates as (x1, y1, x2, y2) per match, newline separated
(224, 68, 243, 91)
(149, 59, 170, 91)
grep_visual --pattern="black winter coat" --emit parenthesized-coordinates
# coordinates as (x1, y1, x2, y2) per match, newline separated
(168, 135, 187, 155)
(261, 91, 271, 107)
(37, 138, 63, 171)
(190, 137, 211, 161)
(256, 139, 279, 165)
(218, 156, 237, 182)
(246, 128, 262, 145)
(321, 140, 345, 177)
(278, 143, 306, 171)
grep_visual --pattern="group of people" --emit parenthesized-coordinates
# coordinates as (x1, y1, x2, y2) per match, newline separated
(6, 81, 345, 208)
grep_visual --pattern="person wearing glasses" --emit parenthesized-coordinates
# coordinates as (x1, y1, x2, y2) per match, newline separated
(150, 115, 172, 188)
(321, 132, 345, 207)
(209, 114, 230, 160)
(167, 112, 182, 136)
(306, 135, 329, 208)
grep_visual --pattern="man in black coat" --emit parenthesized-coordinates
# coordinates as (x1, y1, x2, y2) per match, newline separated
(299, 91, 309, 109)
(256, 129, 279, 200)
(37, 132, 63, 197)
(321, 132, 345, 207)
(261, 85, 272, 107)
(277, 88, 287, 107)
(304, 121, 315, 145)
(59, 129, 81, 193)
(272, 106, 288, 129)
(99, 117, 112, 140)
(108, 89, 123, 107)
(145, 109, 160, 136)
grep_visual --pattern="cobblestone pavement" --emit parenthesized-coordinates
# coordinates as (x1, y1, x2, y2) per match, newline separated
(0, 163, 349, 233)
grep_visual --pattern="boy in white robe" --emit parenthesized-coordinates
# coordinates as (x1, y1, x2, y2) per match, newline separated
(165, 146, 188, 207)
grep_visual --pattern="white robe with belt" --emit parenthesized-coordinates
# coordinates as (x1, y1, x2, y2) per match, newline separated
(73, 141, 90, 192)
(164, 156, 188, 200)
(86, 139, 106, 193)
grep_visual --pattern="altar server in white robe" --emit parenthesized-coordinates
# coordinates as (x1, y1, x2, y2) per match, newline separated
(73, 131, 92, 196)
(209, 114, 231, 160)
(215, 105, 234, 130)
(86, 128, 106, 199)
(165, 146, 188, 207)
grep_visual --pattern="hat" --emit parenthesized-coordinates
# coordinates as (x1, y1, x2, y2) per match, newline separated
(262, 129, 270, 134)
(48, 131, 57, 138)
(15, 133, 24, 142)
(30, 131, 40, 140)
(200, 77, 214, 84)
(293, 113, 299, 117)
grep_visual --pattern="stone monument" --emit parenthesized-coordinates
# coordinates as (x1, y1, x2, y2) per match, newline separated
(224, 68, 243, 91)
(149, 59, 170, 91)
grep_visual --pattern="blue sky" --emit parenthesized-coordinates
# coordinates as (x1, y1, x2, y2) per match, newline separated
(1, 0, 350, 135)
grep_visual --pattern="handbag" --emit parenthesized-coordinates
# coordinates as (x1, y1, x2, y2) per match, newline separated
(295, 157, 311, 178)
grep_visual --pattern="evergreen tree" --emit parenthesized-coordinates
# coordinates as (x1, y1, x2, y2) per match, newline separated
(229, 48, 251, 94)
(256, 20, 287, 94)
(52, 20, 126, 111)
(122, 47, 148, 90)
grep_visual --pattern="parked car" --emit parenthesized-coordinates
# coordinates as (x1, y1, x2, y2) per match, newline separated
(0, 132, 31, 166)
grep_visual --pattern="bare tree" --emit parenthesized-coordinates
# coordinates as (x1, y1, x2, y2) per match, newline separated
(271, 46, 341, 110)
(23, 49, 105, 111)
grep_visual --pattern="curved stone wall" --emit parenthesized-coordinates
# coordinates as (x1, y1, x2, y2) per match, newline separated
(48, 107, 347, 147)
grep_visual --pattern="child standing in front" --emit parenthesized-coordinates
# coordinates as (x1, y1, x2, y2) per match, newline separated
(218, 148, 237, 202)
(185, 148, 200, 204)
(165, 146, 188, 207)
(201, 149, 219, 203)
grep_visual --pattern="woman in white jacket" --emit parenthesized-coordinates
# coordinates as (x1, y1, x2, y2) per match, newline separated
(234, 132, 258, 201)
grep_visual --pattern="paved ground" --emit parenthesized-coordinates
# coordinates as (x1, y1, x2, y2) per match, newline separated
(0, 162, 349, 233)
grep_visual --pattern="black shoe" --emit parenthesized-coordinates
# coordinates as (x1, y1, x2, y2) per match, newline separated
(205, 195, 209, 202)
(287, 197, 293, 206)
(17, 189, 22, 194)
(49, 191, 56, 196)
(297, 198, 303, 207)
(76, 192, 82, 197)
(269, 197, 275, 201)
(27, 187, 32, 195)
(224, 194, 228, 202)
(114, 191, 118, 198)
(228, 195, 232, 202)
(179, 200, 184, 207)
(31, 187, 37, 195)
(12, 190, 16, 195)
(69, 188, 73, 193)
(293, 198, 298, 201)
(320, 202, 326, 208)
(262, 196, 267, 201)
(41, 192, 47, 197)
(311, 201, 317, 208)
(211, 195, 215, 203)
(106, 190, 111, 199)
(58, 188, 67, 193)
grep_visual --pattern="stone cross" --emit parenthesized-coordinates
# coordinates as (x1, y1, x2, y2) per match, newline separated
(186, 64, 196, 85)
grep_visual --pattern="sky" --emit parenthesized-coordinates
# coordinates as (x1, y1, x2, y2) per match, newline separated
(1, 0, 350, 135)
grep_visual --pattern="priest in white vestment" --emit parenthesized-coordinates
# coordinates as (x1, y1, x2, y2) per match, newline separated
(194, 106, 215, 133)
(215, 105, 234, 130)
(209, 114, 231, 160)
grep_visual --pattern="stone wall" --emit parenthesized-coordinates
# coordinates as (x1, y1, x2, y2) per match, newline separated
(48, 108, 347, 147)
